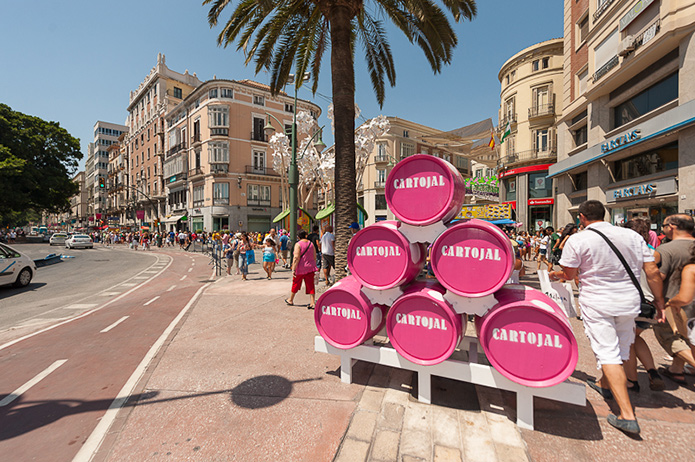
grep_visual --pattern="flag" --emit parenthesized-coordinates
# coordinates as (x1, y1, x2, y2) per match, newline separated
(500, 120, 512, 144)
(488, 131, 495, 150)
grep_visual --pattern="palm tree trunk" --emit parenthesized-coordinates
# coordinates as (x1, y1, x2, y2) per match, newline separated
(329, 5, 356, 281)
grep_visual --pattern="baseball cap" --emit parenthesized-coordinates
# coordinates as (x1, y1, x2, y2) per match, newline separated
(348, 222, 360, 230)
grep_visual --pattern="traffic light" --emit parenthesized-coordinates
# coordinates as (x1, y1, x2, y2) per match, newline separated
(99, 177, 105, 189)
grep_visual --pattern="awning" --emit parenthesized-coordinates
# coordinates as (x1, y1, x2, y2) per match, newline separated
(272, 207, 316, 223)
(314, 203, 369, 220)
(163, 214, 186, 223)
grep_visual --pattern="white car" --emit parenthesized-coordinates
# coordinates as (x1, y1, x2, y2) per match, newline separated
(49, 232, 69, 246)
(0, 243, 37, 288)
(65, 234, 93, 249)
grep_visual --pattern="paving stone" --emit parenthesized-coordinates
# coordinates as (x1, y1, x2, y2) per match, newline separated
(431, 407, 460, 448)
(459, 412, 497, 462)
(347, 410, 378, 442)
(378, 403, 405, 431)
(360, 388, 386, 412)
(484, 412, 524, 448)
(433, 445, 462, 462)
(370, 430, 400, 461)
(494, 443, 529, 462)
(399, 429, 432, 461)
(402, 403, 430, 432)
(384, 386, 411, 406)
(402, 456, 427, 462)
(335, 438, 370, 462)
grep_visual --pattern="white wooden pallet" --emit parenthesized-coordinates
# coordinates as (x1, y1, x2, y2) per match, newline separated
(315, 335, 586, 430)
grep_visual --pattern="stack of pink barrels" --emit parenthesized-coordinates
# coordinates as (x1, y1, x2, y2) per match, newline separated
(315, 155, 578, 388)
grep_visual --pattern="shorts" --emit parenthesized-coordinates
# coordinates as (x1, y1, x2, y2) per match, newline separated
(539, 249, 547, 256)
(582, 312, 636, 367)
(281, 249, 288, 259)
(322, 254, 335, 270)
(653, 321, 692, 357)
(291, 272, 315, 294)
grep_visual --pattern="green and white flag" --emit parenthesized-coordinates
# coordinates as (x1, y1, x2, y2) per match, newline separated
(500, 120, 511, 144)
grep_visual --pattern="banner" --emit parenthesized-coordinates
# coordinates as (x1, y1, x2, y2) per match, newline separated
(456, 203, 512, 220)
(136, 210, 145, 220)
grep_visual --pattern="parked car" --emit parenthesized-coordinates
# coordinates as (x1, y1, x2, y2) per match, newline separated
(0, 243, 37, 288)
(65, 234, 93, 249)
(49, 233, 69, 246)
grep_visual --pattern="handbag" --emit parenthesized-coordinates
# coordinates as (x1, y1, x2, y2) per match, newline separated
(588, 228, 656, 319)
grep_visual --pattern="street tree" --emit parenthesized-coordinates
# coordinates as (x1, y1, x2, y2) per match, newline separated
(204, 0, 477, 278)
(0, 104, 82, 224)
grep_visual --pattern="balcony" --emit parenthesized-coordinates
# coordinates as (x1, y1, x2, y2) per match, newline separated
(374, 154, 389, 164)
(189, 167, 204, 178)
(245, 165, 280, 176)
(247, 198, 272, 207)
(251, 131, 268, 142)
(167, 141, 186, 158)
(499, 114, 517, 127)
(498, 148, 556, 167)
(211, 164, 229, 174)
(191, 133, 201, 145)
(374, 180, 386, 189)
(528, 104, 555, 119)
(210, 128, 228, 137)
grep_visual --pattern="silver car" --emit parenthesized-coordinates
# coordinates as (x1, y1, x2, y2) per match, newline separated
(49, 232, 69, 246)
(65, 234, 94, 249)
(0, 243, 37, 288)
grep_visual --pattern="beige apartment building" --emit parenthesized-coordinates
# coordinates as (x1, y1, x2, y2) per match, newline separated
(90, 121, 127, 226)
(125, 54, 202, 232)
(550, 0, 695, 228)
(358, 117, 473, 226)
(163, 79, 321, 233)
(106, 133, 129, 227)
(497, 38, 564, 231)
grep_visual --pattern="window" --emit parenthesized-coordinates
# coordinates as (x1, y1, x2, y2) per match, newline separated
(505, 135, 516, 157)
(542, 57, 549, 69)
(577, 69, 588, 95)
(529, 172, 552, 198)
(400, 142, 415, 158)
(573, 125, 588, 147)
(574, 172, 588, 191)
(147, 148, 150, 160)
(503, 97, 515, 123)
(535, 129, 550, 153)
(193, 185, 205, 207)
(613, 72, 678, 128)
(532, 60, 539, 72)
(209, 106, 229, 127)
(504, 178, 516, 201)
(253, 95, 265, 106)
(285, 103, 294, 113)
(213, 183, 229, 205)
(578, 16, 589, 44)
(253, 117, 266, 141)
(209, 142, 229, 163)
(614, 143, 678, 181)
(221, 88, 233, 99)
(377, 169, 386, 184)
(173, 87, 182, 99)
(377, 143, 387, 158)
(252, 151, 265, 172)
(403, 130, 409, 138)
(247, 184, 271, 205)
(505, 74, 510, 85)
(375, 194, 387, 210)
(209, 88, 218, 99)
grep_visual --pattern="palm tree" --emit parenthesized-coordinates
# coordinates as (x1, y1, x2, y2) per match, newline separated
(204, 0, 477, 279)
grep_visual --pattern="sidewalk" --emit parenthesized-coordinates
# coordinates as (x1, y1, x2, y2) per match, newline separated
(96, 262, 695, 461)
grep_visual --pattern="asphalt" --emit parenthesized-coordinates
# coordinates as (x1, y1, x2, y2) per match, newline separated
(91, 257, 695, 462)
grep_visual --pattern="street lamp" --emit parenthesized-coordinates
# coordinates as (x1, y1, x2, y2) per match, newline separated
(264, 73, 325, 256)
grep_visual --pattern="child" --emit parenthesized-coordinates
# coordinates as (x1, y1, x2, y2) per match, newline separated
(262, 237, 277, 279)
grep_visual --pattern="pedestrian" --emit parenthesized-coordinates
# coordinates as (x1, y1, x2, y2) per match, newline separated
(262, 237, 277, 279)
(666, 241, 695, 350)
(238, 233, 252, 281)
(537, 228, 552, 271)
(549, 200, 664, 435)
(320, 225, 335, 286)
(279, 231, 290, 268)
(653, 214, 695, 385)
(285, 229, 318, 309)
(307, 225, 321, 273)
(231, 233, 241, 275)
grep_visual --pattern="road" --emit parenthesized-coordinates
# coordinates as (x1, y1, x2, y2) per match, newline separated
(0, 244, 218, 461)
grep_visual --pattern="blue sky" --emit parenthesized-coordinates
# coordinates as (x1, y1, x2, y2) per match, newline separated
(0, 1, 562, 170)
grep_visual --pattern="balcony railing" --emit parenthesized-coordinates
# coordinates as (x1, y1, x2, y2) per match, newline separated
(499, 114, 517, 127)
(247, 198, 272, 207)
(189, 167, 204, 177)
(528, 104, 554, 119)
(245, 165, 280, 176)
(213, 198, 229, 205)
(191, 133, 201, 144)
(374, 180, 386, 189)
(211, 164, 229, 174)
(251, 131, 268, 142)
(374, 154, 389, 164)
(210, 128, 228, 137)
(498, 148, 556, 166)
(167, 141, 186, 158)
(593, 55, 619, 82)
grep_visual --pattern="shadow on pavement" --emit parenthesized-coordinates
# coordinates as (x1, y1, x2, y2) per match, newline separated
(0, 282, 48, 299)
(230, 374, 321, 409)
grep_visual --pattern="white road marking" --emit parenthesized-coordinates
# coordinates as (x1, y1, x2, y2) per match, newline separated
(144, 296, 160, 306)
(63, 304, 98, 310)
(180, 275, 187, 281)
(167, 285, 176, 292)
(74, 283, 211, 462)
(0, 360, 68, 407)
(187, 267, 193, 273)
(132, 276, 149, 279)
(142, 271, 158, 274)
(119, 283, 138, 287)
(100, 316, 129, 333)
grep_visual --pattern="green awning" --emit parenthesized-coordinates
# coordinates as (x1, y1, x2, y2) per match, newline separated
(358, 203, 369, 220)
(272, 207, 315, 223)
(314, 203, 369, 221)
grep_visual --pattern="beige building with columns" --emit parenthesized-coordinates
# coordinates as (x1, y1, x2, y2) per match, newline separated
(550, 0, 695, 228)
(497, 38, 564, 231)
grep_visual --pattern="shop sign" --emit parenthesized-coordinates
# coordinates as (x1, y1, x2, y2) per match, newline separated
(601, 130, 641, 154)
(499, 164, 554, 179)
(620, 0, 655, 31)
(529, 198, 554, 206)
(606, 177, 677, 203)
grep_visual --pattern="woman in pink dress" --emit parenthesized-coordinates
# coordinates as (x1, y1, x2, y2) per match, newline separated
(285, 230, 318, 309)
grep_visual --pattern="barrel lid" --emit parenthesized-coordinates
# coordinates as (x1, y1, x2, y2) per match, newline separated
(385, 154, 460, 226)
(315, 283, 370, 350)
(478, 302, 578, 388)
(387, 289, 462, 365)
(348, 221, 416, 290)
(431, 219, 514, 297)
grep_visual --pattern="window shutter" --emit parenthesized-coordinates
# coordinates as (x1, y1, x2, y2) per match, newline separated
(550, 128, 557, 152)
(533, 130, 537, 152)
(532, 88, 538, 111)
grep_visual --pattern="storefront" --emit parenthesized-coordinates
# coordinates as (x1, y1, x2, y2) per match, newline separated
(606, 176, 678, 231)
(528, 198, 554, 231)
(498, 164, 554, 231)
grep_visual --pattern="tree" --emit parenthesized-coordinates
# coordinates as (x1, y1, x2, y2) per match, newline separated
(0, 104, 82, 222)
(205, 0, 477, 278)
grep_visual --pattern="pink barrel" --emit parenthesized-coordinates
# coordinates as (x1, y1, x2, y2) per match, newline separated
(431, 219, 514, 297)
(386, 281, 466, 366)
(385, 154, 466, 226)
(476, 286, 579, 388)
(315, 276, 387, 349)
(347, 221, 426, 290)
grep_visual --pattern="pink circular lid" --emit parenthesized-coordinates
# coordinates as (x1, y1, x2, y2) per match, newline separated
(347, 221, 420, 290)
(385, 154, 463, 225)
(431, 219, 514, 297)
(387, 284, 462, 365)
(479, 301, 578, 388)
(315, 281, 371, 350)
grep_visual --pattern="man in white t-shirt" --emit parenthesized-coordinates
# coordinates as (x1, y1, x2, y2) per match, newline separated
(549, 200, 664, 435)
(320, 226, 335, 285)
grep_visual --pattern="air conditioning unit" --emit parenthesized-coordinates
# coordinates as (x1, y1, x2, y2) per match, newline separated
(618, 35, 635, 56)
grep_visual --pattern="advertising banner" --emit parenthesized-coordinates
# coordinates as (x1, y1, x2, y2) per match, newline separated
(136, 210, 145, 220)
(457, 203, 512, 220)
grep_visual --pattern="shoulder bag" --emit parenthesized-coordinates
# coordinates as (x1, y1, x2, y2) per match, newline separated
(588, 228, 656, 319)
